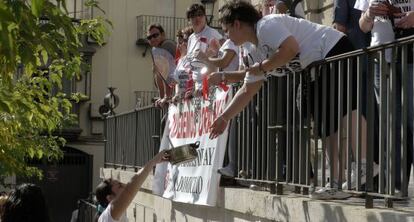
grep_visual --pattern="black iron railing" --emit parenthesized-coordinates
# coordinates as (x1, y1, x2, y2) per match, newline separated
(134, 90, 159, 109)
(104, 106, 165, 169)
(105, 35, 414, 208)
(76, 199, 96, 222)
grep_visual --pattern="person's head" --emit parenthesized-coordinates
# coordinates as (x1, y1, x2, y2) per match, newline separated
(95, 179, 125, 208)
(1, 183, 50, 222)
(186, 3, 207, 33)
(219, 0, 261, 46)
(177, 26, 194, 55)
(147, 23, 166, 47)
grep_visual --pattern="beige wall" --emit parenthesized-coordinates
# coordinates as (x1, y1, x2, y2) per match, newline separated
(89, 0, 198, 115)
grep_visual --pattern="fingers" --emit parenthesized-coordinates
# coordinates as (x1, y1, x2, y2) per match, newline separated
(209, 118, 227, 139)
(368, 3, 389, 16)
(156, 150, 171, 162)
(162, 151, 171, 161)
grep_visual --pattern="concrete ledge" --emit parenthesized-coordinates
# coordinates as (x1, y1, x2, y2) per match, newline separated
(102, 168, 414, 222)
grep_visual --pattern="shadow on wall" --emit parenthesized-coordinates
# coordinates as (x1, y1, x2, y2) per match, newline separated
(169, 201, 275, 222)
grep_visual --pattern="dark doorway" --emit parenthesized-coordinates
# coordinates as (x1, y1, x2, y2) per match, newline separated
(17, 146, 93, 222)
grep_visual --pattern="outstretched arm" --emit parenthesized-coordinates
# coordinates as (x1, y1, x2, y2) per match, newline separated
(248, 36, 299, 76)
(209, 80, 263, 139)
(110, 151, 169, 220)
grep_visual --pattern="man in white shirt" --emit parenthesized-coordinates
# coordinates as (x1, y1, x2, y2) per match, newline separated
(185, 3, 223, 92)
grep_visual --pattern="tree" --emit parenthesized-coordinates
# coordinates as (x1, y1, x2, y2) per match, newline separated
(0, 0, 110, 181)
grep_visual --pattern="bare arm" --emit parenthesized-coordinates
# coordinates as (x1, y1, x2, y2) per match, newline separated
(359, 3, 389, 33)
(209, 80, 263, 139)
(110, 152, 168, 220)
(248, 36, 299, 75)
(207, 50, 237, 69)
(207, 70, 246, 85)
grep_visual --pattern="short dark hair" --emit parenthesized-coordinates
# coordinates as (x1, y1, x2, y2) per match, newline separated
(147, 23, 165, 34)
(186, 3, 206, 19)
(181, 26, 194, 38)
(219, 0, 261, 27)
(95, 179, 114, 208)
(1, 183, 50, 222)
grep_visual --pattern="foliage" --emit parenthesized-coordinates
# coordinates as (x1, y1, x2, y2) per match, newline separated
(0, 0, 109, 180)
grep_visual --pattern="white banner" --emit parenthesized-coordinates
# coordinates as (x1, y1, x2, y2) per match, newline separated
(153, 87, 232, 206)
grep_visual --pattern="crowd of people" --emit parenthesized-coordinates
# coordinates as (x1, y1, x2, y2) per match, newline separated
(145, 0, 414, 202)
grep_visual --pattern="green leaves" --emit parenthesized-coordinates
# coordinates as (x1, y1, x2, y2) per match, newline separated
(31, 0, 45, 17)
(0, 0, 110, 181)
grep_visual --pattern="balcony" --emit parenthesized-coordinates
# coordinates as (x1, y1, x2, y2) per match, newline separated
(101, 36, 414, 220)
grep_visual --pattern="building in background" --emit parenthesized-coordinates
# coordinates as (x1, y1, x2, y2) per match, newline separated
(14, 1, 333, 221)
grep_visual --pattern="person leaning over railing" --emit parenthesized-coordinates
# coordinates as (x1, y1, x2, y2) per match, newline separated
(94, 151, 169, 222)
(146, 23, 177, 108)
(208, 0, 364, 200)
(171, 26, 194, 103)
(356, 0, 414, 193)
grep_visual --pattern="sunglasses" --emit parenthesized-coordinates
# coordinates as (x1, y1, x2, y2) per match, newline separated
(147, 33, 160, 40)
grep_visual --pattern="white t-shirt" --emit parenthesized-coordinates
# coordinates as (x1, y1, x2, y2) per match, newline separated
(219, 39, 239, 71)
(173, 56, 193, 96)
(242, 14, 344, 82)
(354, 0, 395, 47)
(98, 204, 128, 222)
(187, 26, 223, 55)
(354, 0, 414, 61)
(187, 26, 222, 90)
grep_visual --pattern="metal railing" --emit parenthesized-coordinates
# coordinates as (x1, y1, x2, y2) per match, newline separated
(134, 90, 159, 109)
(104, 36, 414, 208)
(231, 36, 414, 208)
(136, 15, 220, 45)
(77, 199, 96, 222)
(104, 106, 165, 169)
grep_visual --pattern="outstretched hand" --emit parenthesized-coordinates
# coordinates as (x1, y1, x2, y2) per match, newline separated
(209, 116, 228, 139)
(153, 150, 171, 164)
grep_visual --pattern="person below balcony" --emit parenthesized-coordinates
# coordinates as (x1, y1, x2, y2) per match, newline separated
(95, 151, 169, 222)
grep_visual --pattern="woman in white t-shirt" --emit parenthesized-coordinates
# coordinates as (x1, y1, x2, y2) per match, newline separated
(209, 1, 351, 138)
(209, 1, 361, 200)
